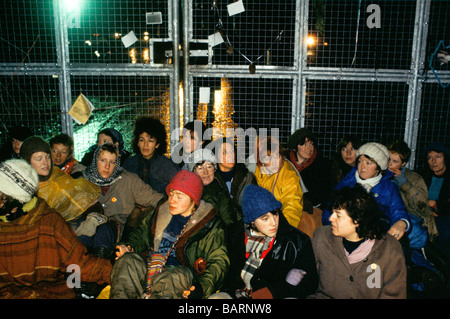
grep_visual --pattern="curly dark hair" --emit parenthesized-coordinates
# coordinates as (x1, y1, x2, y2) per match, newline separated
(132, 116, 168, 155)
(331, 185, 385, 240)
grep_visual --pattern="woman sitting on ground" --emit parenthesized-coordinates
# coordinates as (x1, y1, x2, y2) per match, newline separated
(123, 116, 180, 193)
(188, 148, 240, 227)
(254, 135, 304, 229)
(330, 135, 362, 187)
(0, 159, 112, 299)
(387, 139, 437, 249)
(111, 170, 229, 299)
(322, 142, 411, 242)
(310, 185, 407, 299)
(82, 143, 164, 257)
(20, 136, 103, 247)
(214, 137, 257, 221)
(210, 184, 318, 299)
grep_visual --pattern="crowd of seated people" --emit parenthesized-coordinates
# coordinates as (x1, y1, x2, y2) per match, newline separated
(0, 117, 449, 300)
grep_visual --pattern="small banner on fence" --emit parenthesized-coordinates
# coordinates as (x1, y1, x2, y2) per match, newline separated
(69, 93, 95, 125)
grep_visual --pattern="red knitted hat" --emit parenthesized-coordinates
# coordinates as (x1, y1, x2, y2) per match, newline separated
(166, 170, 204, 206)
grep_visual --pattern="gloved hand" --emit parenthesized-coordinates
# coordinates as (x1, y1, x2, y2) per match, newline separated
(75, 212, 108, 237)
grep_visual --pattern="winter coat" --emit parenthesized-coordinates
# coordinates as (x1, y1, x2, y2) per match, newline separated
(0, 198, 112, 299)
(202, 179, 239, 227)
(57, 157, 85, 177)
(419, 167, 450, 216)
(395, 168, 438, 239)
(97, 170, 164, 230)
(215, 163, 257, 209)
(221, 213, 318, 299)
(286, 149, 333, 210)
(123, 200, 230, 298)
(322, 167, 411, 233)
(122, 153, 180, 194)
(255, 159, 304, 228)
(38, 166, 100, 221)
(310, 226, 407, 299)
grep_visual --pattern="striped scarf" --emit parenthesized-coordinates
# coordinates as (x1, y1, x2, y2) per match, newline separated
(240, 229, 275, 291)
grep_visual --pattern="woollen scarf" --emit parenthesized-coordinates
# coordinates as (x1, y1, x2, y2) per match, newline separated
(82, 144, 124, 186)
(290, 148, 317, 173)
(344, 238, 376, 264)
(241, 229, 275, 291)
(355, 172, 382, 192)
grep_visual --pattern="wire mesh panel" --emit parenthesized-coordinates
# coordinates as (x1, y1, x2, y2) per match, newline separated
(0, 75, 61, 144)
(67, 0, 171, 64)
(191, 0, 297, 67)
(70, 75, 171, 159)
(0, 0, 57, 63)
(192, 76, 294, 153)
(307, 0, 417, 69)
(415, 83, 450, 169)
(425, 0, 450, 86)
(304, 79, 409, 159)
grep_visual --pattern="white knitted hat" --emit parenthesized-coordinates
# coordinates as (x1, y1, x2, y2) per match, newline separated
(0, 159, 39, 203)
(186, 148, 217, 172)
(357, 142, 390, 171)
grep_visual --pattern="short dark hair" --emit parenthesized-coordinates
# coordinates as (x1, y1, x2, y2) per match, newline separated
(132, 116, 168, 155)
(49, 133, 74, 155)
(331, 185, 385, 240)
(356, 154, 382, 173)
(387, 139, 411, 163)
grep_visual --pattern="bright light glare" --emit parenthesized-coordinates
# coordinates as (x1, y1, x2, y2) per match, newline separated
(63, 0, 81, 12)
(306, 36, 316, 46)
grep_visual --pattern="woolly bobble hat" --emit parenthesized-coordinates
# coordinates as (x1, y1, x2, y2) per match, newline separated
(186, 148, 217, 172)
(241, 184, 282, 224)
(357, 142, 390, 171)
(166, 170, 204, 206)
(19, 136, 51, 164)
(0, 159, 39, 203)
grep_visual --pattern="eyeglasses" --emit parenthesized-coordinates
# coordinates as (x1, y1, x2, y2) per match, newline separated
(195, 164, 215, 174)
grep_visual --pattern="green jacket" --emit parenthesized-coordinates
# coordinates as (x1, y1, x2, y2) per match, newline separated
(124, 199, 230, 298)
(202, 179, 239, 226)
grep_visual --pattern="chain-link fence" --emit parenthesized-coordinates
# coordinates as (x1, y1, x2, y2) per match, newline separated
(0, 0, 448, 169)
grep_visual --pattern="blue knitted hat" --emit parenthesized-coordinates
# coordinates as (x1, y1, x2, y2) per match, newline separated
(241, 184, 282, 224)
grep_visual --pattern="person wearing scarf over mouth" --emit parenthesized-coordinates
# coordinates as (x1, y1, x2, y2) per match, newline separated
(310, 185, 407, 299)
(82, 143, 164, 258)
(322, 142, 412, 246)
(209, 184, 318, 299)
(0, 159, 112, 299)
